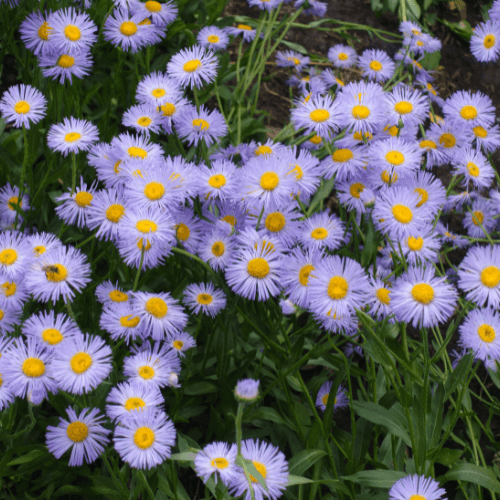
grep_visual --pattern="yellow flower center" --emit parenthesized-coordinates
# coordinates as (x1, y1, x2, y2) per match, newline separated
(477, 324, 496, 343)
(145, 0, 162, 12)
(22, 357, 45, 377)
(481, 266, 500, 288)
(369, 60, 382, 71)
(327, 276, 348, 300)
(66, 421, 89, 442)
(197, 293, 213, 305)
(287, 57, 300, 65)
(289, 164, 304, 179)
(70, 352, 92, 374)
(137, 116, 152, 128)
(211, 457, 229, 469)
(439, 133, 456, 148)
(237, 24, 252, 30)
(484, 34, 496, 48)
(409, 496, 427, 500)
(338, 52, 348, 60)
(460, 105, 478, 121)
(299, 264, 315, 286)
(120, 314, 141, 328)
(138, 366, 155, 379)
(145, 297, 168, 318)
(64, 25, 81, 41)
(137, 239, 152, 251)
(38, 22, 52, 41)
(353, 131, 373, 141)
(310, 109, 330, 123)
(139, 18, 151, 26)
(351, 105, 370, 119)
(466, 162, 480, 177)
(407, 236, 424, 251)
(392, 204, 413, 224)
(222, 215, 236, 227)
(128, 146, 147, 159)
(134, 427, 155, 449)
(255, 145, 273, 156)
(260, 172, 279, 191)
(120, 21, 138, 36)
(247, 258, 270, 278)
(183, 59, 201, 72)
(212, 241, 225, 257)
(381, 170, 398, 185)
(42, 328, 63, 345)
(249, 461, 267, 483)
(75, 191, 93, 207)
(58, 55, 74, 68)
(34, 246, 46, 256)
(106, 204, 125, 222)
(144, 182, 165, 200)
(65, 132, 81, 143)
(414, 187, 428, 207)
(151, 88, 166, 98)
(394, 101, 413, 115)
(349, 182, 364, 198)
(420, 140, 437, 149)
(385, 151, 404, 165)
(1, 282, 15, 298)
(376, 288, 391, 305)
(193, 118, 210, 130)
(136, 219, 157, 233)
(473, 126, 488, 138)
(207, 34, 220, 43)
(472, 211, 484, 226)
(176, 223, 190, 241)
(265, 212, 286, 232)
(411, 283, 434, 304)
(14, 101, 30, 114)
(125, 397, 146, 411)
(311, 227, 328, 240)
(309, 135, 322, 145)
(7, 196, 20, 210)
(45, 263, 68, 282)
(160, 103, 176, 116)
(173, 340, 184, 350)
(332, 149, 353, 163)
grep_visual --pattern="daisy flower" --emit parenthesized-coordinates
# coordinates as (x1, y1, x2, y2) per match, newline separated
(86, 188, 127, 242)
(320, 144, 369, 181)
(0, 277, 30, 309)
(252, 203, 302, 248)
(472, 123, 500, 154)
(168, 331, 196, 357)
(47, 117, 99, 157)
(197, 25, 230, 51)
(198, 160, 240, 202)
(391, 267, 458, 328)
(463, 198, 496, 239)
(383, 86, 430, 127)
(51, 334, 112, 395)
(358, 48, 396, 83)
(49, 8, 97, 54)
(0, 303, 22, 335)
(27, 231, 61, 259)
(194, 442, 238, 485)
(367, 276, 394, 321)
(103, 9, 164, 53)
(23, 310, 81, 351)
(116, 232, 170, 270)
(174, 104, 228, 147)
(417, 136, 449, 169)
(114, 407, 176, 470)
(229, 439, 288, 500)
(130, 0, 178, 27)
(225, 231, 282, 302)
(158, 94, 190, 134)
(297, 211, 346, 252)
(389, 475, 446, 500)
(459, 308, 500, 363)
(308, 255, 370, 318)
(443, 90, 496, 128)
(183, 283, 227, 317)
(2, 337, 57, 398)
(373, 187, 426, 240)
(400, 226, 441, 266)
(327, 44, 357, 68)
(95, 280, 130, 306)
(46, 407, 111, 466)
(113, 131, 164, 164)
(336, 175, 371, 213)
(0, 84, 47, 129)
(19, 10, 54, 56)
(135, 71, 182, 107)
(120, 206, 175, 247)
(99, 302, 143, 345)
(248, 0, 282, 10)
(55, 177, 97, 228)
(315, 381, 349, 412)
(132, 291, 188, 341)
(24, 245, 91, 303)
(275, 50, 310, 72)
(122, 104, 162, 136)
(281, 146, 321, 201)
(174, 207, 204, 254)
(451, 148, 494, 190)
(426, 119, 473, 158)
(470, 20, 500, 62)
(105, 381, 164, 423)
(39, 49, 93, 84)
(225, 24, 263, 43)
(0, 183, 30, 227)
(198, 229, 235, 272)
(123, 342, 181, 388)
(402, 170, 446, 215)
(291, 93, 341, 137)
(167, 45, 218, 89)
(0, 231, 33, 281)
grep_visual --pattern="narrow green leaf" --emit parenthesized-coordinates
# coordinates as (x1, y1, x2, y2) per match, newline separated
(170, 452, 197, 462)
(307, 177, 335, 216)
(443, 463, 500, 493)
(288, 449, 327, 476)
(341, 469, 407, 488)
(435, 448, 463, 467)
(279, 39, 308, 55)
(184, 381, 217, 395)
(7, 449, 45, 466)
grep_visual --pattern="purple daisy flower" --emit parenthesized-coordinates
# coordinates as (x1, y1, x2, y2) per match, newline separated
(167, 45, 218, 89)
(358, 48, 396, 83)
(122, 104, 162, 136)
(327, 44, 357, 68)
(39, 49, 93, 84)
(389, 475, 446, 500)
(197, 25, 230, 51)
(443, 90, 496, 128)
(0, 84, 47, 129)
(470, 20, 500, 62)
(291, 93, 341, 137)
(130, 0, 178, 27)
(47, 117, 99, 156)
(275, 50, 310, 72)
(183, 282, 227, 317)
(55, 176, 97, 229)
(194, 442, 238, 486)
(49, 8, 97, 54)
(459, 308, 500, 363)
(235, 379, 260, 402)
(315, 381, 349, 412)
(19, 10, 54, 56)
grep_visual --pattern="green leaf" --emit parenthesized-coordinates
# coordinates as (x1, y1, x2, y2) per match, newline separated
(246, 407, 287, 425)
(341, 470, 407, 488)
(7, 449, 45, 466)
(410, 396, 426, 471)
(286, 475, 351, 494)
(216, 85, 233, 101)
(443, 463, 500, 493)
(279, 40, 308, 55)
(435, 448, 463, 467)
(184, 381, 217, 395)
(353, 401, 411, 447)
(236, 456, 268, 492)
(287, 475, 315, 485)
(288, 449, 327, 476)
(307, 177, 335, 216)
(352, 418, 374, 469)
(170, 452, 197, 462)
(419, 51, 441, 72)
(445, 353, 473, 400)
(386, 0, 399, 14)
(406, 0, 421, 20)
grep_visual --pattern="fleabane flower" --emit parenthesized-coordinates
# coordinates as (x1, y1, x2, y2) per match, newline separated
(39, 49, 93, 84)
(389, 474, 446, 500)
(0, 230, 33, 281)
(194, 442, 238, 485)
(19, 10, 54, 56)
(122, 104, 162, 136)
(197, 25, 230, 51)
(327, 44, 358, 68)
(99, 302, 143, 345)
(358, 48, 395, 83)
(443, 90, 496, 128)
(47, 117, 99, 156)
(167, 45, 218, 89)
(135, 71, 183, 107)
(130, 0, 178, 27)
(86, 188, 127, 242)
(0, 84, 47, 129)
(451, 148, 494, 190)
(235, 379, 260, 402)
(183, 282, 227, 317)
(275, 50, 310, 72)
(459, 308, 500, 363)
(297, 211, 347, 252)
(46, 407, 111, 466)
(291, 93, 341, 138)
(49, 8, 97, 54)
(383, 85, 430, 127)
(315, 381, 349, 412)
(55, 177, 97, 228)
(470, 20, 500, 63)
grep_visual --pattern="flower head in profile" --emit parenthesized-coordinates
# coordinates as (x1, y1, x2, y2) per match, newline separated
(46, 407, 111, 466)
(235, 379, 260, 403)
(0, 84, 47, 129)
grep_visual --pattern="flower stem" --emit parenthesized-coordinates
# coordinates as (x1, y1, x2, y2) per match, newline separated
(14, 124, 30, 230)
(133, 246, 145, 293)
(70, 152, 77, 196)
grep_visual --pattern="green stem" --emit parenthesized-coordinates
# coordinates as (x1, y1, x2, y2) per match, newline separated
(70, 152, 77, 196)
(235, 402, 245, 455)
(133, 246, 145, 293)
(14, 124, 30, 230)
